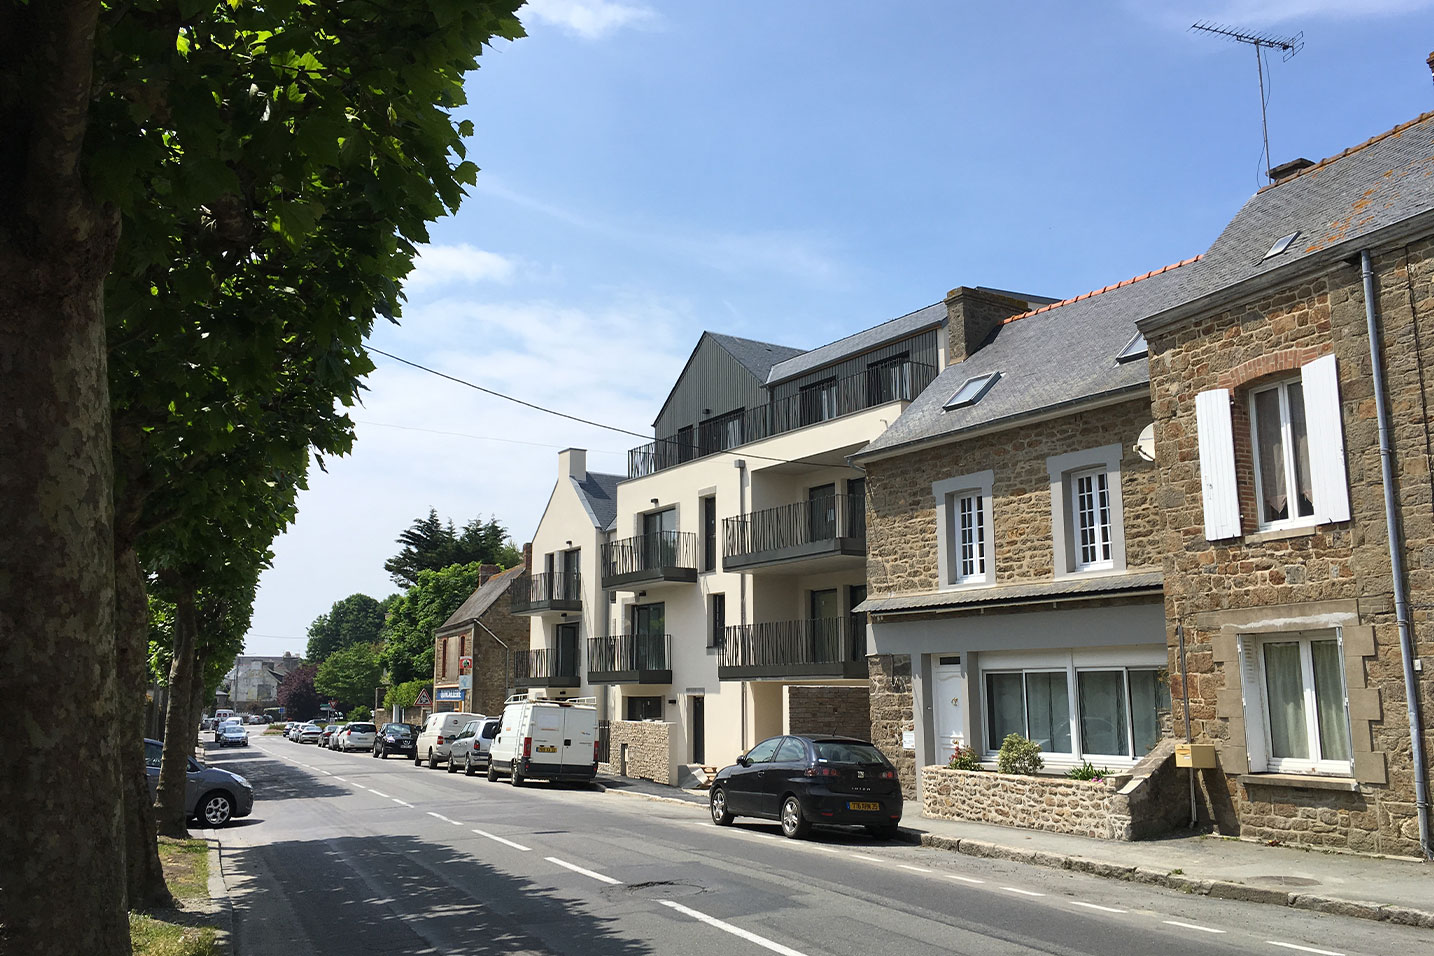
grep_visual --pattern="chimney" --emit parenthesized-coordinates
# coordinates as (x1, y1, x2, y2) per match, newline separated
(1267, 157, 1315, 182)
(477, 563, 502, 585)
(557, 448, 587, 481)
(943, 287, 1028, 365)
(522, 541, 532, 572)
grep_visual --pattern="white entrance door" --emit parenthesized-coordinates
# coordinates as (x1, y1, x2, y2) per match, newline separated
(933, 658, 964, 765)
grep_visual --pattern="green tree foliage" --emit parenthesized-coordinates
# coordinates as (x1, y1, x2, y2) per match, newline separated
(315, 642, 381, 712)
(306, 593, 386, 664)
(277, 663, 321, 721)
(384, 509, 521, 587)
(349, 705, 372, 722)
(379, 562, 486, 683)
(383, 678, 431, 711)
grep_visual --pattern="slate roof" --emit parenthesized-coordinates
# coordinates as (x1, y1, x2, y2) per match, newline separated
(765, 302, 947, 385)
(854, 570, 1164, 615)
(437, 564, 525, 633)
(574, 470, 623, 531)
(1148, 110, 1434, 320)
(857, 258, 1200, 458)
(706, 333, 805, 382)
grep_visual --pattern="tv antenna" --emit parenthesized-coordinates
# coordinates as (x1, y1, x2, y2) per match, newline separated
(1191, 21, 1304, 181)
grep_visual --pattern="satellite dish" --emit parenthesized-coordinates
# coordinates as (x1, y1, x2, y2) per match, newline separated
(1134, 423, 1156, 462)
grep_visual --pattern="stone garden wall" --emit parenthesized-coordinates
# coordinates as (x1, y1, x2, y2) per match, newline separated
(598, 720, 673, 786)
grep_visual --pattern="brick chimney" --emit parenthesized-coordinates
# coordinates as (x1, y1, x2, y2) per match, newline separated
(477, 563, 502, 585)
(944, 287, 1027, 365)
(522, 541, 532, 573)
(557, 447, 587, 481)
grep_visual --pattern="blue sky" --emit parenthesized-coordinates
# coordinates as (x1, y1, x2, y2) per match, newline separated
(243, 0, 1434, 655)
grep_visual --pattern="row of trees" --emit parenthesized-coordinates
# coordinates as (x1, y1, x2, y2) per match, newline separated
(0, 3, 526, 953)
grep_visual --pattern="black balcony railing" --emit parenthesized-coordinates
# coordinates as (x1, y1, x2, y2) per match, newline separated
(511, 647, 580, 688)
(587, 634, 672, 683)
(510, 571, 582, 614)
(723, 493, 865, 566)
(627, 360, 937, 478)
(600, 530, 698, 588)
(717, 617, 868, 680)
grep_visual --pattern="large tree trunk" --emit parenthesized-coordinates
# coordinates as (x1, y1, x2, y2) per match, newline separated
(155, 585, 198, 838)
(0, 4, 127, 951)
(116, 547, 172, 909)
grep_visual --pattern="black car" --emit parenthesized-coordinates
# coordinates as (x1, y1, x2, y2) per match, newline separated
(709, 735, 902, 839)
(373, 722, 418, 759)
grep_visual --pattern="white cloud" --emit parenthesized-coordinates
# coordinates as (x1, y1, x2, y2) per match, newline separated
(405, 244, 517, 290)
(522, 0, 657, 40)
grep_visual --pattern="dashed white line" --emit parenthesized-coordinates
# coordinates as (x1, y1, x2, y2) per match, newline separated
(368, 789, 392, 799)
(333, 776, 346, 782)
(805, 844, 840, 853)
(1266, 943, 1344, 956)
(546, 856, 622, 885)
(660, 901, 809, 956)
(392, 798, 413, 808)
(1001, 887, 1045, 897)
(1163, 920, 1225, 934)
(945, 874, 985, 884)
(427, 811, 456, 824)
(1068, 901, 1126, 913)
(898, 865, 933, 873)
(850, 853, 881, 862)
(471, 828, 531, 852)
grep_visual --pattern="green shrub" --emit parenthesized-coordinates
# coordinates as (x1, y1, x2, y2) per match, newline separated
(349, 705, 371, 722)
(947, 741, 984, 771)
(1065, 761, 1113, 782)
(996, 733, 1044, 775)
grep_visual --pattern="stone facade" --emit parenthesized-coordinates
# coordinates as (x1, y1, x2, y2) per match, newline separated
(868, 655, 916, 797)
(786, 684, 871, 741)
(432, 566, 532, 717)
(1144, 240, 1434, 856)
(598, 719, 674, 785)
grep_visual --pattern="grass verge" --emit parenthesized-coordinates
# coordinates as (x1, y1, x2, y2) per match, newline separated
(131, 837, 218, 956)
(129, 914, 216, 956)
(157, 836, 209, 899)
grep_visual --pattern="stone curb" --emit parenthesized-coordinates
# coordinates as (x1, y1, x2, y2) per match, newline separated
(917, 833, 1434, 929)
(204, 835, 236, 955)
(597, 782, 707, 809)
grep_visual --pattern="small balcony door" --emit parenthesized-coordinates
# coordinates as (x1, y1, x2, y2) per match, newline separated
(807, 484, 837, 540)
(632, 602, 665, 670)
(555, 622, 580, 678)
(810, 588, 839, 661)
(643, 508, 678, 567)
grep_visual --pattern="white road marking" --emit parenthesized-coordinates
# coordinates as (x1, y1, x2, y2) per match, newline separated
(368, 789, 392, 799)
(427, 812, 455, 824)
(660, 901, 809, 956)
(1069, 901, 1126, 913)
(392, 799, 413, 808)
(945, 875, 985, 884)
(321, 770, 333, 775)
(1001, 887, 1045, 897)
(898, 865, 933, 873)
(471, 828, 531, 852)
(333, 777, 346, 782)
(1266, 943, 1344, 956)
(1163, 920, 1225, 934)
(804, 844, 840, 853)
(546, 856, 622, 885)
(850, 854, 881, 862)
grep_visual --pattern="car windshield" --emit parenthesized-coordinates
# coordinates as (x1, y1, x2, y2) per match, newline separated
(813, 741, 888, 765)
(383, 725, 411, 736)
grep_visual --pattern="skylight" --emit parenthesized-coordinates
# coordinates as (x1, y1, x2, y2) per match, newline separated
(1116, 331, 1148, 363)
(944, 371, 1000, 410)
(1264, 231, 1299, 259)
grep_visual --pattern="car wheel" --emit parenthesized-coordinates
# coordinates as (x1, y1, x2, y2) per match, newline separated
(464, 755, 475, 777)
(510, 766, 523, 787)
(446, 754, 459, 773)
(865, 824, 900, 839)
(779, 795, 810, 839)
(413, 752, 422, 767)
(486, 762, 499, 782)
(427, 749, 438, 770)
(372, 746, 380, 758)
(710, 786, 734, 826)
(197, 792, 234, 828)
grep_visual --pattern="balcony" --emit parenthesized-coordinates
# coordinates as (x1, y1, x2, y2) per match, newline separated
(718, 617, 868, 681)
(723, 493, 866, 574)
(600, 531, 698, 590)
(627, 360, 937, 478)
(511, 647, 581, 690)
(587, 634, 672, 685)
(510, 572, 582, 615)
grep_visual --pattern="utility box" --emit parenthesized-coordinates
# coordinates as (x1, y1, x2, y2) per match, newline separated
(1175, 743, 1217, 768)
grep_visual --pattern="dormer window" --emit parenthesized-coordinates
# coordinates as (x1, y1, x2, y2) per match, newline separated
(944, 371, 1000, 410)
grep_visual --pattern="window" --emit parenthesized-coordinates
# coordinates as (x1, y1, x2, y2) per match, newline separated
(1250, 379, 1314, 529)
(807, 483, 837, 539)
(1047, 444, 1126, 578)
(847, 585, 868, 659)
(933, 471, 994, 588)
(799, 378, 839, 425)
(866, 354, 912, 405)
(774, 737, 807, 763)
(1240, 631, 1352, 775)
(944, 371, 1001, 409)
(701, 495, 717, 572)
(984, 663, 1170, 760)
(1116, 331, 1147, 363)
(1264, 231, 1299, 259)
(1072, 467, 1112, 570)
(845, 477, 866, 539)
(700, 409, 744, 455)
(675, 425, 695, 463)
(625, 696, 663, 721)
(708, 593, 726, 648)
(744, 737, 782, 763)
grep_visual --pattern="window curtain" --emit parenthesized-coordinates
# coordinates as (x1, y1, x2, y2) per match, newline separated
(1255, 388, 1288, 521)
(1310, 640, 1350, 761)
(985, 673, 1024, 751)
(1078, 671, 1129, 756)
(1285, 384, 1314, 518)
(1128, 669, 1169, 756)
(1262, 642, 1309, 759)
(1025, 671, 1071, 753)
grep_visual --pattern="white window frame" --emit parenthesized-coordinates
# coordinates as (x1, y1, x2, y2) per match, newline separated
(1047, 444, 1126, 578)
(1248, 378, 1315, 531)
(1071, 467, 1113, 571)
(933, 471, 994, 589)
(1241, 629, 1353, 776)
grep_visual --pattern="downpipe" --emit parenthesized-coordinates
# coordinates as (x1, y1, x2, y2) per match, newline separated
(1359, 249, 1433, 861)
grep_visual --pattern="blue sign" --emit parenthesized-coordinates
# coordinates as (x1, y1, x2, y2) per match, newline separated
(435, 688, 464, 701)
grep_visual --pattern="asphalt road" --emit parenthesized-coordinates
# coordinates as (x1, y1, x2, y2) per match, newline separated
(202, 736, 1433, 956)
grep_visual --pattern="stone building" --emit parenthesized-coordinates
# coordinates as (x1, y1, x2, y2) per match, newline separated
(432, 563, 530, 717)
(855, 271, 1191, 800)
(1137, 112, 1434, 857)
(224, 654, 300, 713)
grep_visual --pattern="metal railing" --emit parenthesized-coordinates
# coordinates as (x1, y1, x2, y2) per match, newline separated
(723, 493, 865, 560)
(587, 633, 672, 676)
(719, 617, 867, 670)
(600, 530, 697, 579)
(509, 571, 582, 612)
(511, 647, 580, 683)
(627, 361, 938, 477)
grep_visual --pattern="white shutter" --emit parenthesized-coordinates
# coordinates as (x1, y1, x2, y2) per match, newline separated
(1302, 354, 1350, 524)
(1195, 388, 1242, 540)
(1236, 635, 1268, 772)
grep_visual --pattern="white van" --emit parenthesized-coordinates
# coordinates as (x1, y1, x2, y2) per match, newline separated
(487, 695, 598, 786)
(414, 711, 482, 769)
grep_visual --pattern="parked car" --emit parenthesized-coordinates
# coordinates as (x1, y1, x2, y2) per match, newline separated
(320, 723, 343, 748)
(247, 714, 267, 725)
(335, 722, 377, 752)
(446, 718, 499, 775)
(487, 696, 597, 786)
(286, 722, 305, 741)
(414, 712, 482, 769)
(709, 735, 903, 840)
(373, 723, 416, 759)
(297, 723, 323, 744)
(144, 738, 254, 827)
(216, 721, 249, 748)
(213, 718, 243, 744)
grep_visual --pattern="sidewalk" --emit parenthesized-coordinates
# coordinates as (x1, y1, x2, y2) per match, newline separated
(596, 775, 1434, 929)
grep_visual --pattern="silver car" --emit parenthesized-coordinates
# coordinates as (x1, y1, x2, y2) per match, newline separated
(144, 739, 254, 827)
(297, 723, 323, 744)
(217, 722, 249, 747)
(335, 722, 377, 752)
(447, 718, 501, 776)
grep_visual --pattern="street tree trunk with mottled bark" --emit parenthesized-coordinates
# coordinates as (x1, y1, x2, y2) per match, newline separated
(155, 586, 199, 838)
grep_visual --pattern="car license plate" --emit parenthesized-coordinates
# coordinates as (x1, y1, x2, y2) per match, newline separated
(848, 801, 880, 811)
(537, 744, 557, 753)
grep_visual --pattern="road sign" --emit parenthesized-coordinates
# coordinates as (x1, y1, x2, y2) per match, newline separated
(415, 687, 431, 706)
(458, 675, 472, 691)
(459, 656, 473, 673)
